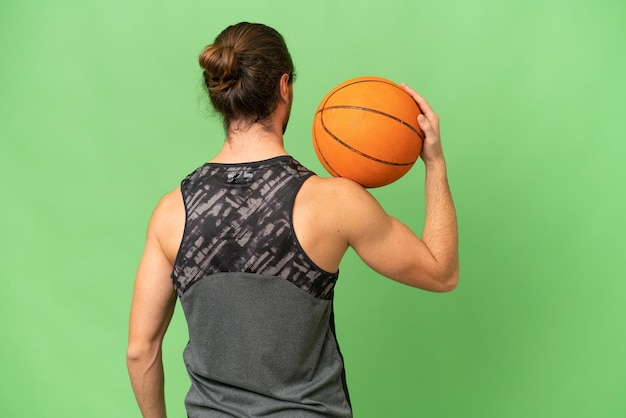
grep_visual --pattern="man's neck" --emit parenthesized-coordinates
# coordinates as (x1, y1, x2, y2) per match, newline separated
(210, 123, 288, 164)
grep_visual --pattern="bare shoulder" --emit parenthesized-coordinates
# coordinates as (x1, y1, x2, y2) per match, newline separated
(301, 175, 379, 208)
(299, 175, 388, 236)
(293, 176, 378, 272)
(147, 188, 185, 265)
(153, 188, 184, 216)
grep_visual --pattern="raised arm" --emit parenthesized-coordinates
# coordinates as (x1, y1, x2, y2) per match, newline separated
(127, 191, 183, 417)
(404, 84, 459, 288)
(340, 86, 459, 291)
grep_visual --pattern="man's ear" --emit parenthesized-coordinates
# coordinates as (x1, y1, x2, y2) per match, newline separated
(279, 73, 291, 102)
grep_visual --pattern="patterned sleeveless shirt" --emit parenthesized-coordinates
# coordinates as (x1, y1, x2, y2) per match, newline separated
(171, 156, 352, 417)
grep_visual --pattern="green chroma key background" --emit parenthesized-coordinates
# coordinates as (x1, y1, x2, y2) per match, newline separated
(1, 1, 625, 417)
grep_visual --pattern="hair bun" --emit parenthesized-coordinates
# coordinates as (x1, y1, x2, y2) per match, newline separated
(199, 44, 240, 93)
(198, 22, 295, 127)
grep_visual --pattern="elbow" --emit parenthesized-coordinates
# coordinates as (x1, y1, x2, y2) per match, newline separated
(437, 272, 459, 292)
(428, 264, 459, 293)
(126, 341, 161, 367)
(391, 259, 459, 292)
(126, 344, 145, 367)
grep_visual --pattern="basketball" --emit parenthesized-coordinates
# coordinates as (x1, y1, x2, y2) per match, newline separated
(312, 76, 424, 188)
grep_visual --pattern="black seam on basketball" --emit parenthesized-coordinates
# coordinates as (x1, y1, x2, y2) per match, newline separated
(318, 113, 416, 167)
(317, 105, 424, 141)
(312, 120, 340, 176)
(322, 78, 398, 109)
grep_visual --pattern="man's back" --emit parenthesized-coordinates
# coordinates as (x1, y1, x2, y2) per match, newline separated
(171, 156, 352, 417)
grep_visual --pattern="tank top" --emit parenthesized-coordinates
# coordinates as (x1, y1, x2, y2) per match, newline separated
(171, 156, 352, 417)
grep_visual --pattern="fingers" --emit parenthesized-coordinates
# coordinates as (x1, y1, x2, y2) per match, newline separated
(400, 83, 439, 122)
(417, 114, 433, 135)
(399, 83, 444, 164)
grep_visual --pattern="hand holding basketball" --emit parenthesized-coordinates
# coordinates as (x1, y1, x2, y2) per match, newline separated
(400, 83, 443, 165)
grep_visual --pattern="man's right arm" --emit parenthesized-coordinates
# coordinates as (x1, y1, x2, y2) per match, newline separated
(340, 87, 459, 291)
(127, 192, 182, 417)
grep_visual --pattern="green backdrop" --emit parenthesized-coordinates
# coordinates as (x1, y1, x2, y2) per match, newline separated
(1, 0, 625, 417)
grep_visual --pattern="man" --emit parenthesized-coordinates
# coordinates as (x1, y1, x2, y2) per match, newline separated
(127, 22, 458, 418)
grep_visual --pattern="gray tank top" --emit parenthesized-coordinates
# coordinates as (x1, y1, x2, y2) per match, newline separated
(171, 156, 352, 417)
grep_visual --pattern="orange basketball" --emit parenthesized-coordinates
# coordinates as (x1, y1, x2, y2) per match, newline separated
(312, 76, 424, 188)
